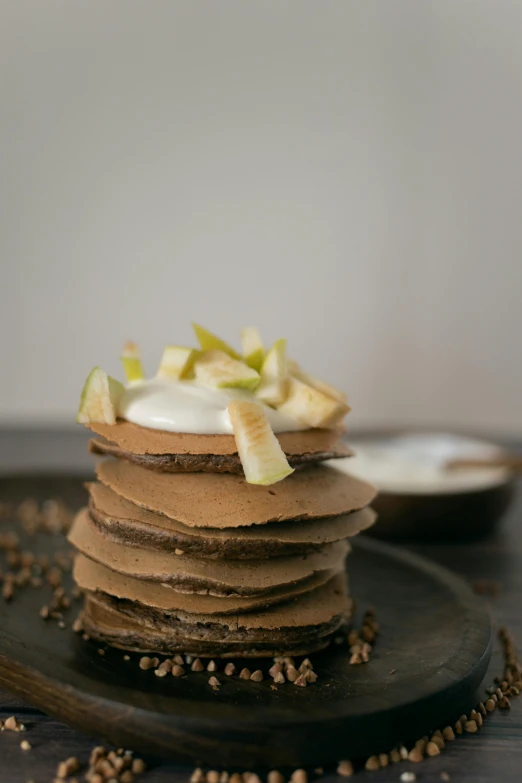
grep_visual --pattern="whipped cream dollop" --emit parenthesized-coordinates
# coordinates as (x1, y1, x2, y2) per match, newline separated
(119, 378, 305, 434)
(330, 433, 511, 494)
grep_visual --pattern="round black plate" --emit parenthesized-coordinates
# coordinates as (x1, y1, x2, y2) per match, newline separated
(0, 475, 491, 767)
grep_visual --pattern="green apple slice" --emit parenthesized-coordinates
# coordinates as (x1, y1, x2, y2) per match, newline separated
(278, 377, 350, 429)
(194, 350, 260, 390)
(192, 323, 240, 359)
(157, 346, 199, 380)
(121, 341, 144, 383)
(241, 326, 265, 372)
(76, 367, 124, 425)
(228, 400, 294, 485)
(289, 359, 348, 403)
(256, 338, 289, 407)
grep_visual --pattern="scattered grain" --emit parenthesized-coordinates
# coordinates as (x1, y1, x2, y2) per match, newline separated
(426, 741, 440, 757)
(286, 666, 298, 682)
(250, 670, 263, 682)
(442, 726, 455, 741)
(290, 769, 307, 783)
(207, 660, 218, 672)
(56, 756, 79, 778)
(224, 663, 236, 676)
(208, 676, 220, 689)
(267, 771, 284, 783)
(172, 665, 185, 677)
(364, 755, 380, 771)
(464, 720, 478, 733)
(334, 760, 352, 777)
(408, 747, 424, 763)
(239, 668, 251, 680)
(191, 658, 205, 672)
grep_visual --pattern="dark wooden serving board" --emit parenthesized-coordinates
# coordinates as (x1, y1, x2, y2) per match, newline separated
(0, 475, 491, 768)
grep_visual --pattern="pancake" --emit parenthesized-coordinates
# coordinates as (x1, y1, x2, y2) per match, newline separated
(73, 553, 340, 615)
(82, 598, 337, 657)
(87, 481, 376, 558)
(89, 438, 350, 474)
(96, 459, 376, 529)
(86, 422, 352, 470)
(69, 509, 349, 597)
(82, 573, 352, 657)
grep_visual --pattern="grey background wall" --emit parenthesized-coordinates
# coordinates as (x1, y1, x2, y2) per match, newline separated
(1, 0, 521, 434)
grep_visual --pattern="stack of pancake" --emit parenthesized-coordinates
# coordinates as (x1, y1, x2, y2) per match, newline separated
(69, 421, 376, 657)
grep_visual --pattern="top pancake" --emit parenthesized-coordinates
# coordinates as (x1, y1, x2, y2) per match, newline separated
(87, 420, 352, 473)
(96, 459, 376, 529)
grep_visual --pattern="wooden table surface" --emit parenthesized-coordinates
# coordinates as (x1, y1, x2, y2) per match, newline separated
(1, 427, 521, 783)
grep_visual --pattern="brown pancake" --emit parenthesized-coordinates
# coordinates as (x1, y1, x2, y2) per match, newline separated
(87, 481, 376, 559)
(89, 438, 350, 473)
(69, 509, 349, 597)
(96, 459, 377, 529)
(81, 598, 337, 657)
(81, 573, 352, 657)
(86, 420, 351, 462)
(73, 553, 340, 615)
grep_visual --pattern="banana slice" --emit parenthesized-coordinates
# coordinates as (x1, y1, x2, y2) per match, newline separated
(256, 338, 289, 407)
(278, 377, 350, 429)
(241, 326, 265, 372)
(192, 323, 240, 359)
(157, 346, 199, 380)
(228, 400, 294, 485)
(77, 367, 124, 425)
(194, 350, 260, 391)
(121, 341, 144, 383)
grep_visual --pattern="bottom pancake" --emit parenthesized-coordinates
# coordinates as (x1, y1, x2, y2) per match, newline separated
(81, 573, 352, 657)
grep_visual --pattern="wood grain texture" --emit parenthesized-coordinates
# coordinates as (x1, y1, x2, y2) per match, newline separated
(0, 428, 520, 783)
(0, 481, 491, 767)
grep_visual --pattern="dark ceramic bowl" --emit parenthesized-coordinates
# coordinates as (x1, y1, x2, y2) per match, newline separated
(336, 433, 518, 542)
(367, 479, 517, 542)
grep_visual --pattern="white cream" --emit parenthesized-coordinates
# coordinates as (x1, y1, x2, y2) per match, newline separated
(329, 433, 511, 494)
(119, 378, 305, 435)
